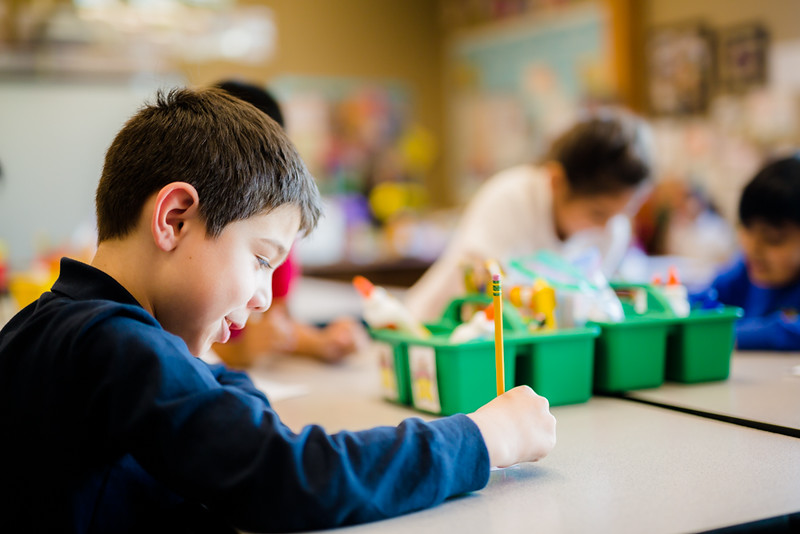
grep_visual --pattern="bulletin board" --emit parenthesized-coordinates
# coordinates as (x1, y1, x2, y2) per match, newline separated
(446, 3, 611, 202)
(270, 75, 421, 196)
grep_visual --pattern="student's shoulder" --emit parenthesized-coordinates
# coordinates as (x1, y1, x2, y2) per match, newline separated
(39, 292, 159, 335)
(36, 295, 187, 363)
(467, 164, 544, 209)
(714, 256, 748, 280)
(710, 256, 750, 291)
(71, 299, 212, 386)
(483, 164, 543, 190)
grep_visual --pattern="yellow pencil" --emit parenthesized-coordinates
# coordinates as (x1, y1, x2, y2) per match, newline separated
(492, 272, 505, 396)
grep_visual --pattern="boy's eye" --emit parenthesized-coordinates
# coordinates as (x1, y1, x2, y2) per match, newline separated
(256, 255, 273, 270)
(757, 228, 787, 246)
(763, 235, 786, 246)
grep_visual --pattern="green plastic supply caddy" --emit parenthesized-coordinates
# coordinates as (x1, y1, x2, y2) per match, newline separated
(369, 295, 599, 416)
(590, 283, 744, 392)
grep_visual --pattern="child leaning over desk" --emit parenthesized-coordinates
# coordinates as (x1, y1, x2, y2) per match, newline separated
(0, 87, 556, 533)
(405, 108, 654, 321)
(695, 155, 800, 351)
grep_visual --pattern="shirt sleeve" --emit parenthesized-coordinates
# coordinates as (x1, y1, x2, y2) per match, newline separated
(206, 363, 270, 405)
(80, 316, 490, 532)
(736, 312, 800, 351)
(708, 257, 748, 306)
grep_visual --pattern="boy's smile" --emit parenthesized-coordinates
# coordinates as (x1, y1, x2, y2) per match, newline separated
(170, 204, 302, 356)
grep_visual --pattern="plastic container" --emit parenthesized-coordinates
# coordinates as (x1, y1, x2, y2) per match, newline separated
(369, 333, 412, 405)
(664, 307, 744, 383)
(353, 276, 430, 338)
(368, 294, 599, 415)
(370, 324, 518, 415)
(513, 326, 599, 406)
(594, 283, 744, 390)
(590, 315, 672, 392)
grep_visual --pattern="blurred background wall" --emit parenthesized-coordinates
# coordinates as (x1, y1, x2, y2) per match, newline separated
(2, 0, 800, 286)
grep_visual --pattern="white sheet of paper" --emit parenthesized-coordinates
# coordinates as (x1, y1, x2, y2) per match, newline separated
(202, 350, 309, 402)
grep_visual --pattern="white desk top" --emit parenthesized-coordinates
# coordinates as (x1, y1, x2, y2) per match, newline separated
(625, 352, 800, 432)
(248, 350, 800, 534)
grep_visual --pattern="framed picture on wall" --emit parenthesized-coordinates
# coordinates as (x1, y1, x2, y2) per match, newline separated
(717, 22, 769, 93)
(647, 21, 715, 116)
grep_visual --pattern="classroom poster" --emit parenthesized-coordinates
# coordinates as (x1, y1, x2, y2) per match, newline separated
(446, 3, 610, 201)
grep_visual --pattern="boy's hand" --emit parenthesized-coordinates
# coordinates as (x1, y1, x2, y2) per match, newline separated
(467, 386, 556, 468)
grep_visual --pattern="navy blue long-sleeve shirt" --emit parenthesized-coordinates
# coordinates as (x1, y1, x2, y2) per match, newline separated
(707, 256, 800, 351)
(0, 259, 489, 533)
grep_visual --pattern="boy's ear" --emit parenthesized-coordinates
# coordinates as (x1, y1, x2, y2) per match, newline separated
(151, 182, 201, 252)
(546, 161, 568, 198)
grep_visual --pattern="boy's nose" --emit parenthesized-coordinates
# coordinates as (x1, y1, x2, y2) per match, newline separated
(248, 283, 272, 313)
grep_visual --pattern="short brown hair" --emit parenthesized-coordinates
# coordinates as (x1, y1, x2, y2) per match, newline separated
(546, 109, 653, 196)
(96, 87, 321, 242)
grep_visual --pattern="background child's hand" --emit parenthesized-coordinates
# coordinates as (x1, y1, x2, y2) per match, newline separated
(314, 317, 369, 363)
(467, 385, 556, 468)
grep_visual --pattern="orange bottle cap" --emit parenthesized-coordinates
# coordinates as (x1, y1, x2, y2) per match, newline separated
(352, 275, 375, 298)
(667, 266, 681, 285)
(484, 302, 495, 320)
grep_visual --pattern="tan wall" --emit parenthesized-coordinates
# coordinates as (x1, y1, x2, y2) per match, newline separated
(631, 0, 800, 121)
(183, 0, 446, 204)
(644, 0, 800, 41)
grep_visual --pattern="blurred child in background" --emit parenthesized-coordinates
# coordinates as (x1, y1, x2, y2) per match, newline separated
(697, 155, 800, 351)
(405, 108, 654, 321)
(212, 80, 367, 366)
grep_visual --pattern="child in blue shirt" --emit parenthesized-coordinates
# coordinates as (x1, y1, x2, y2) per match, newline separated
(703, 156, 800, 351)
(0, 87, 555, 533)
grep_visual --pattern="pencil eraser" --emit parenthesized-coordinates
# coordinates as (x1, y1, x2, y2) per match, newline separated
(492, 274, 501, 282)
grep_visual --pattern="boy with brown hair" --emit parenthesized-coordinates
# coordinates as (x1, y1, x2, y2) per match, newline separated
(406, 108, 653, 320)
(0, 87, 555, 533)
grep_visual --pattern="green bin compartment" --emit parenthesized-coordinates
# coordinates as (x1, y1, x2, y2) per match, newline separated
(514, 327, 599, 406)
(405, 334, 518, 416)
(369, 325, 517, 414)
(665, 307, 743, 383)
(368, 330, 412, 405)
(590, 316, 672, 392)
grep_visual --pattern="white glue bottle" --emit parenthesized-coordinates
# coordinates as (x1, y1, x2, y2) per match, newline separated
(449, 303, 495, 343)
(661, 267, 690, 317)
(353, 275, 431, 339)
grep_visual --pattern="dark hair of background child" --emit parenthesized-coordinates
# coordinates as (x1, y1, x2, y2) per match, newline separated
(740, 155, 800, 228)
(215, 80, 285, 128)
(545, 110, 653, 196)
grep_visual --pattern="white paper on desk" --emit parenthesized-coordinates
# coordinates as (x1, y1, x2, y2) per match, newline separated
(248, 376, 310, 402)
(201, 351, 310, 402)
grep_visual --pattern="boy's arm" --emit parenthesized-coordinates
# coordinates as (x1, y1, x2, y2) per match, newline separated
(736, 312, 800, 351)
(84, 319, 492, 532)
(206, 363, 270, 405)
